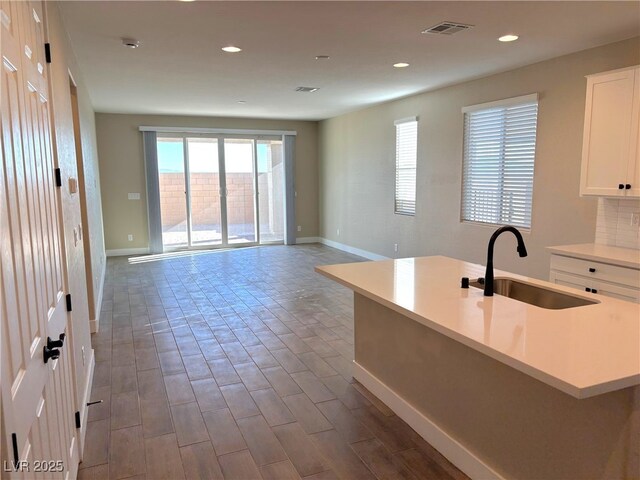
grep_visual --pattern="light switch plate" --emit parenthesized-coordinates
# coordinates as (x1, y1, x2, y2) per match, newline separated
(128, 192, 141, 200)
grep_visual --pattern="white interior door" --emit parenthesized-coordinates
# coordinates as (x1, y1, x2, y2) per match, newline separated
(1, 1, 78, 478)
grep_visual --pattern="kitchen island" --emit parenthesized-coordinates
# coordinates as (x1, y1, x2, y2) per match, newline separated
(316, 256, 640, 480)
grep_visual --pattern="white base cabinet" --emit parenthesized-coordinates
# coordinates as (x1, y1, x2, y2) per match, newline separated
(550, 254, 640, 303)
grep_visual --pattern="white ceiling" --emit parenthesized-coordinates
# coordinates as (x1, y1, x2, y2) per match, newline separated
(59, 1, 640, 121)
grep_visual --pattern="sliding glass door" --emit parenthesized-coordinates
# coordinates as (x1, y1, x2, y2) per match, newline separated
(187, 137, 223, 246)
(158, 137, 188, 248)
(157, 134, 282, 251)
(257, 139, 284, 243)
(224, 138, 257, 244)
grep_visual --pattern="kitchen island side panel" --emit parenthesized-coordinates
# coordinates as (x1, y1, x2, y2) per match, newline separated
(353, 293, 638, 480)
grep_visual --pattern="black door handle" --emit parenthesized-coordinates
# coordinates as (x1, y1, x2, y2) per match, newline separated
(47, 333, 65, 349)
(592, 289, 598, 294)
(626, 184, 632, 189)
(585, 287, 591, 292)
(619, 184, 625, 189)
(43, 346, 60, 363)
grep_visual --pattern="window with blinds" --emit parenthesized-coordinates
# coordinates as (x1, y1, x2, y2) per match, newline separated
(395, 117, 418, 215)
(461, 94, 538, 229)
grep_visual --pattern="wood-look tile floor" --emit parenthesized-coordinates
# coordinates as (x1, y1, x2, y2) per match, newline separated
(79, 244, 469, 480)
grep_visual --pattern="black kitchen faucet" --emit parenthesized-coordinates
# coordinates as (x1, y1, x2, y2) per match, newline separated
(484, 226, 528, 296)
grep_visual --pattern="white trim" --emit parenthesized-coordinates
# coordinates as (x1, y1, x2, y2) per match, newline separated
(296, 236, 320, 244)
(394, 116, 418, 126)
(353, 362, 504, 480)
(319, 238, 389, 261)
(106, 247, 150, 257)
(78, 350, 95, 457)
(68, 69, 77, 87)
(138, 126, 297, 136)
(585, 64, 639, 78)
(90, 262, 106, 333)
(461, 93, 538, 113)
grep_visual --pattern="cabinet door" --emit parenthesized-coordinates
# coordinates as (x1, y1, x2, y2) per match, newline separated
(580, 68, 636, 196)
(625, 68, 640, 197)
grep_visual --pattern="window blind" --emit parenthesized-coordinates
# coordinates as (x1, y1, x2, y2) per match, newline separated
(395, 118, 418, 215)
(461, 95, 538, 228)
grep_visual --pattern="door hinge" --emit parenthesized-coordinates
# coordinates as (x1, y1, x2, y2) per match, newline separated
(11, 433, 18, 465)
(54, 168, 62, 187)
(44, 43, 51, 63)
(75, 411, 81, 429)
(65, 294, 72, 312)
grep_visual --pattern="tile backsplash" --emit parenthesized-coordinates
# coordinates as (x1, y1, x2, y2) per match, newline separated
(595, 198, 640, 249)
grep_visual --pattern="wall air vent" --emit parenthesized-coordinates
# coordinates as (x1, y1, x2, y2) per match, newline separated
(295, 86, 319, 93)
(422, 22, 473, 35)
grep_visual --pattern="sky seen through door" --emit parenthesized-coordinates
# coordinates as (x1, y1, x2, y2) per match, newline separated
(158, 138, 270, 173)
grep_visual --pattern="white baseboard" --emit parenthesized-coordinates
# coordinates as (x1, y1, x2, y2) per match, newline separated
(90, 262, 106, 333)
(106, 247, 150, 257)
(78, 349, 95, 460)
(353, 361, 504, 480)
(318, 238, 389, 261)
(296, 236, 320, 244)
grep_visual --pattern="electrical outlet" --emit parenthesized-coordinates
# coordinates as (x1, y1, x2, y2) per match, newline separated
(394, 243, 398, 252)
(128, 234, 134, 242)
(297, 225, 302, 232)
(337, 228, 340, 236)
(632, 212, 640, 227)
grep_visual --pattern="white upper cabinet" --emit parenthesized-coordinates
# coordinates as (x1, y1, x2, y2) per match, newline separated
(580, 66, 640, 197)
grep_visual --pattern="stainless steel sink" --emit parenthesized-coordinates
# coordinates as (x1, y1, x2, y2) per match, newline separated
(470, 277, 599, 309)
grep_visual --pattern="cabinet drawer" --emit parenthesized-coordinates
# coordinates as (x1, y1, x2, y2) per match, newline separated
(551, 271, 640, 303)
(550, 254, 640, 289)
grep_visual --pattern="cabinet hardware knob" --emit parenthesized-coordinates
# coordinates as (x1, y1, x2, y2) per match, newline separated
(625, 184, 631, 189)
(592, 289, 598, 294)
(619, 184, 625, 189)
(588, 267, 596, 273)
(585, 287, 591, 292)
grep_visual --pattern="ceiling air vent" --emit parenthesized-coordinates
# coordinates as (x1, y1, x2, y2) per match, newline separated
(422, 22, 473, 35)
(295, 86, 319, 93)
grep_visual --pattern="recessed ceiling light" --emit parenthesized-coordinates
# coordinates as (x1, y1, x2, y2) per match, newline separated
(222, 46, 242, 53)
(121, 38, 140, 49)
(393, 62, 410, 68)
(498, 34, 519, 42)
(237, 100, 247, 104)
(315, 55, 330, 60)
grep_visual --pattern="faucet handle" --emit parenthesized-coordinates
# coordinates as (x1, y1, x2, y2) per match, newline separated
(477, 277, 485, 285)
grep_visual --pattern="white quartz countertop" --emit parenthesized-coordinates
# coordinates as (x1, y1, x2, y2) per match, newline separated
(547, 243, 640, 269)
(316, 256, 640, 399)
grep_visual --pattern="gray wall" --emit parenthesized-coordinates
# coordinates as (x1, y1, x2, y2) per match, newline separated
(319, 37, 640, 280)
